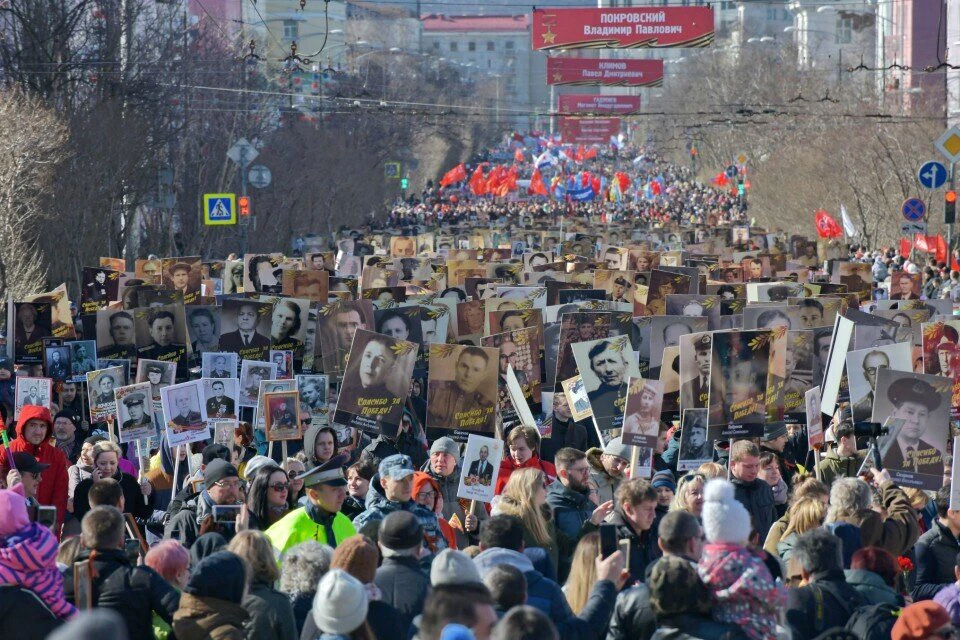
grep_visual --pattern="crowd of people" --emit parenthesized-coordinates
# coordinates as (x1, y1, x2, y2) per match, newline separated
(2, 136, 960, 640)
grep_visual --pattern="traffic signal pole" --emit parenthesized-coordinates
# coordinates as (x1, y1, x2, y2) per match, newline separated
(239, 146, 249, 255)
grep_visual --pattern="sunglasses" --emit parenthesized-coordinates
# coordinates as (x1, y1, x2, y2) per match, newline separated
(270, 483, 290, 492)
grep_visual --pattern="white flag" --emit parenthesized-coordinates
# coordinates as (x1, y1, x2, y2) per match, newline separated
(840, 204, 857, 237)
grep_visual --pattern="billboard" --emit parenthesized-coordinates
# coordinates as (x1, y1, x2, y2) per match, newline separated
(533, 7, 715, 50)
(558, 94, 641, 115)
(547, 57, 664, 87)
(559, 118, 621, 144)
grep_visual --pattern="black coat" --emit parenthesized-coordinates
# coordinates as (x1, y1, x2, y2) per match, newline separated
(73, 471, 155, 522)
(785, 570, 865, 640)
(540, 418, 591, 463)
(606, 509, 662, 584)
(912, 520, 960, 601)
(731, 477, 777, 542)
(63, 548, 180, 640)
(374, 555, 431, 634)
(0, 585, 63, 640)
(649, 613, 750, 640)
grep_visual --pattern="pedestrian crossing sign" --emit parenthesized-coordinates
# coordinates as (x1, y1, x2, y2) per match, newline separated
(203, 193, 237, 226)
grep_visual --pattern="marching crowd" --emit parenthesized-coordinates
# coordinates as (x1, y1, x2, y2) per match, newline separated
(2, 139, 960, 640)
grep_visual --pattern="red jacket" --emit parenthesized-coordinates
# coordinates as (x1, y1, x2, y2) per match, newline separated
(0, 405, 69, 537)
(494, 455, 557, 496)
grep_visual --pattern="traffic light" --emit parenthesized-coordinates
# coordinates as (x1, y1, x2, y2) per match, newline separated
(946, 190, 957, 224)
(737, 178, 745, 197)
(400, 178, 409, 190)
(238, 196, 251, 217)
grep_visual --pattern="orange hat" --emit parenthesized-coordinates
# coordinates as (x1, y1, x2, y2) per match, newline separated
(892, 601, 951, 640)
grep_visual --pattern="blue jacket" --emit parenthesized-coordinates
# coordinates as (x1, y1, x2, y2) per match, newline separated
(352, 475, 447, 552)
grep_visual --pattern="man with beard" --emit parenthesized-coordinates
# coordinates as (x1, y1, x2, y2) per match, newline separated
(681, 335, 711, 410)
(547, 447, 601, 582)
(586, 340, 630, 420)
(427, 347, 495, 433)
(852, 350, 889, 422)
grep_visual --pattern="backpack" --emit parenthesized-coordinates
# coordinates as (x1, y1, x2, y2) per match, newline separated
(845, 603, 901, 640)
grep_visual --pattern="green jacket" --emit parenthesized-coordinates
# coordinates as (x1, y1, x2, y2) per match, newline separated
(816, 450, 865, 486)
(264, 505, 356, 559)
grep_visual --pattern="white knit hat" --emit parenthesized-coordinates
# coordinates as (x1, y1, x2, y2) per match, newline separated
(312, 569, 368, 635)
(430, 548, 483, 587)
(701, 478, 752, 545)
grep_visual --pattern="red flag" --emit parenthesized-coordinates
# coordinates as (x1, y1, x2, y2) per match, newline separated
(712, 172, 728, 187)
(514, 148, 524, 164)
(529, 169, 548, 196)
(814, 209, 843, 238)
(575, 145, 585, 163)
(590, 175, 601, 195)
(581, 172, 591, 188)
(900, 237, 913, 258)
(505, 166, 518, 192)
(936, 235, 947, 263)
(914, 234, 948, 263)
(584, 147, 598, 160)
(469, 166, 487, 196)
(615, 171, 630, 193)
(440, 163, 467, 187)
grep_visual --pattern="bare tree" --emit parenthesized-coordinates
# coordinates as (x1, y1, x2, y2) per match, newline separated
(0, 91, 69, 299)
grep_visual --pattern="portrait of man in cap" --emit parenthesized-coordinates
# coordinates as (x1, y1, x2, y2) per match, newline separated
(120, 391, 152, 436)
(875, 371, 948, 481)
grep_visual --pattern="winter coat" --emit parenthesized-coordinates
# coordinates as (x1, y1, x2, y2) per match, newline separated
(473, 546, 617, 640)
(730, 477, 777, 543)
(0, 405, 70, 535)
(697, 543, 787, 640)
(0, 520, 75, 619)
(172, 592, 248, 640)
(545, 481, 594, 580)
(63, 547, 180, 640)
(300, 598, 404, 640)
(606, 509, 661, 582)
(844, 569, 903, 606)
(934, 582, 960, 625)
(586, 447, 622, 505)
(374, 555, 430, 633)
(913, 520, 960, 601)
(68, 463, 94, 501)
(606, 582, 656, 640)
(785, 570, 865, 640)
(361, 431, 427, 469)
(648, 613, 750, 640)
(540, 418, 591, 464)
(73, 470, 154, 522)
(352, 474, 447, 552)
(411, 472, 457, 549)
(420, 459, 480, 548)
(762, 512, 790, 556)
(776, 533, 799, 564)
(830, 480, 919, 559)
(164, 490, 235, 548)
(243, 580, 297, 640)
(494, 454, 557, 496)
(289, 592, 314, 637)
(0, 585, 64, 640)
(264, 504, 355, 557)
(815, 450, 865, 486)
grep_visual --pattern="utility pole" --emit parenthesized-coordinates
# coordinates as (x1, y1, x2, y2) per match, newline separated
(120, 0, 136, 265)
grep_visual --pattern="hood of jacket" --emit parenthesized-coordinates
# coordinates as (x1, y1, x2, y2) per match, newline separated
(174, 591, 248, 632)
(586, 447, 606, 473)
(302, 423, 323, 466)
(12, 405, 56, 458)
(473, 547, 534, 576)
(844, 569, 901, 604)
(545, 479, 591, 511)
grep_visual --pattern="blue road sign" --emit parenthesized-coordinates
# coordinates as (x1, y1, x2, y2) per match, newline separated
(901, 198, 926, 222)
(725, 165, 737, 178)
(203, 193, 236, 226)
(918, 161, 948, 190)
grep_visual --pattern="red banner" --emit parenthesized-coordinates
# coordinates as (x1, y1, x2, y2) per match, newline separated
(559, 118, 621, 144)
(558, 94, 641, 115)
(547, 57, 664, 87)
(533, 7, 714, 51)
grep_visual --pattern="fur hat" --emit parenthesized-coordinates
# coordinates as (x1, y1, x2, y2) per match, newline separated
(701, 478, 751, 545)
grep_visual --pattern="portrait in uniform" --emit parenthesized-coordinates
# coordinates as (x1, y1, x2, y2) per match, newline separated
(426, 344, 498, 438)
(115, 384, 155, 443)
(203, 378, 238, 420)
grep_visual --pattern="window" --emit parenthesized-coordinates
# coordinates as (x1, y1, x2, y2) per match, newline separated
(835, 17, 852, 44)
(283, 19, 298, 40)
(505, 41, 514, 50)
(433, 41, 440, 50)
(450, 42, 458, 51)
(487, 41, 495, 51)
(468, 41, 476, 51)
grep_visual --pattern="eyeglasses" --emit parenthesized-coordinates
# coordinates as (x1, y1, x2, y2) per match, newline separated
(418, 490, 436, 500)
(270, 483, 290, 492)
(213, 480, 242, 491)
